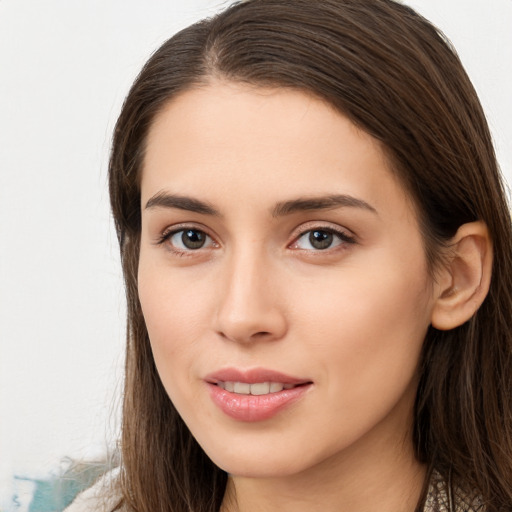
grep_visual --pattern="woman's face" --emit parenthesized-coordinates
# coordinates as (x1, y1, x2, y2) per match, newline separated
(138, 82, 437, 478)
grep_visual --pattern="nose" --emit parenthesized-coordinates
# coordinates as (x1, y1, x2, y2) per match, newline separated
(214, 249, 287, 344)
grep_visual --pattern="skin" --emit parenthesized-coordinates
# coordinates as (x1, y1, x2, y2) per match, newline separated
(138, 82, 443, 512)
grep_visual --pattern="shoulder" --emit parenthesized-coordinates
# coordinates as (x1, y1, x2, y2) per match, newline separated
(64, 468, 122, 512)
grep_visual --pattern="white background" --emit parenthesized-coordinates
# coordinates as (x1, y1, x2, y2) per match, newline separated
(0, 0, 511, 506)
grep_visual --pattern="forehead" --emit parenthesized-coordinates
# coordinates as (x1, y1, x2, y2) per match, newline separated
(141, 81, 412, 218)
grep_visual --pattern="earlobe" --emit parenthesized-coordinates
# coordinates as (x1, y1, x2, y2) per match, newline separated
(431, 221, 493, 331)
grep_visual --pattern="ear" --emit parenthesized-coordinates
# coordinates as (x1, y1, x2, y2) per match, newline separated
(431, 221, 493, 331)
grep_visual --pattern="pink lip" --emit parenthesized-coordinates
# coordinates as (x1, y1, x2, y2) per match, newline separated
(205, 367, 312, 422)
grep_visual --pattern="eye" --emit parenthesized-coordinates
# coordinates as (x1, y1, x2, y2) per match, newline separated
(162, 228, 215, 251)
(292, 228, 355, 251)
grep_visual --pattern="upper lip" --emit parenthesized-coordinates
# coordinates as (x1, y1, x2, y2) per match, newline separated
(205, 367, 311, 385)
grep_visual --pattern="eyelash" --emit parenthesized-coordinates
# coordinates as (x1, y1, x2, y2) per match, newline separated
(155, 225, 356, 256)
(291, 227, 356, 251)
(155, 226, 217, 256)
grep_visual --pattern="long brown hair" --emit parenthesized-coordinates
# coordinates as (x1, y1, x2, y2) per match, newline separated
(109, 1, 512, 510)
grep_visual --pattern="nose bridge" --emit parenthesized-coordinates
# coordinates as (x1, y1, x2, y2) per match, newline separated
(215, 241, 286, 343)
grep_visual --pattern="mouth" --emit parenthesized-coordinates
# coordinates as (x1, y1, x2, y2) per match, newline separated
(215, 381, 306, 395)
(205, 368, 312, 421)
(205, 367, 312, 393)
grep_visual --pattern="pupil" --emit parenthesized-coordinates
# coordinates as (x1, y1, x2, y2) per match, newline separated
(309, 230, 333, 250)
(182, 230, 205, 249)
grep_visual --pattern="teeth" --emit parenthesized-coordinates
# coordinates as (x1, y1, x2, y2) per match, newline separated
(218, 381, 294, 395)
(250, 382, 270, 395)
(270, 382, 284, 393)
(233, 382, 251, 394)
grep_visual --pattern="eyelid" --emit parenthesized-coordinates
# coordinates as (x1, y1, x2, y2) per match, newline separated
(152, 221, 356, 253)
(288, 222, 357, 250)
(154, 223, 219, 251)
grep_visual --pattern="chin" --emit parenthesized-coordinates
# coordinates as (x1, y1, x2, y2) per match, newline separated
(214, 456, 308, 479)
(195, 433, 329, 479)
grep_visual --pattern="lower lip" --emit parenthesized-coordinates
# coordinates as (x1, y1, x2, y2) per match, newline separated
(207, 383, 311, 422)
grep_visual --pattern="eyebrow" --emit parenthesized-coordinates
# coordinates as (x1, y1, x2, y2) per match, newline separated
(145, 192, 220, 216)
(272, 194, 377, 217)
(144, 191, 377, 217)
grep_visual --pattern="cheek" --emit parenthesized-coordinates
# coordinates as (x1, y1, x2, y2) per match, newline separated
(137, 264, 214, 422)
(137, 258, 209, 373)
(293, 254, 432, 401)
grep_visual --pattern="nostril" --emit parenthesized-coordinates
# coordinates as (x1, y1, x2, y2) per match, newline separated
(217, 330, 273, 342)
(214, 300, 288, 343)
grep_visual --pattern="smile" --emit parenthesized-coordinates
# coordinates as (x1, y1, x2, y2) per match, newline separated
(216, 381, 297, 395)
(205, 368, 312, 421)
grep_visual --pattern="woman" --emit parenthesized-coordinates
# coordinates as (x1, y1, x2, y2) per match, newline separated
(67, 0, 512, 510)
